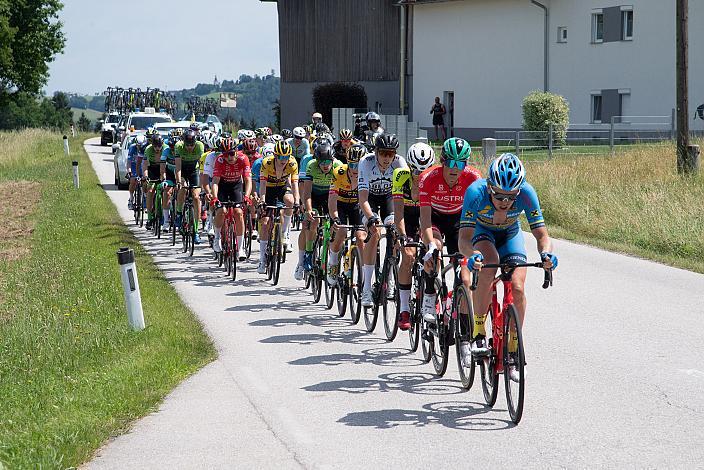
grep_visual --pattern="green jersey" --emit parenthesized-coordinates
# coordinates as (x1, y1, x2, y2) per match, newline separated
(303, 158, 342, 195)
(143, 144, 163, 165)
(174, 140, 205, 164)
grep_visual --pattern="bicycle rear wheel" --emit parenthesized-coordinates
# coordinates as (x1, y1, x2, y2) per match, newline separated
(311, 239, 322, 303)
(324, 278, 335, 310)
(349, 247, 363, 325)
(480, 306, 500, 407)
(230, 222, 237, 282)
(187, 207, 195, 257)
(430, 280, 449, 376)
(454, 285, 475, 390)
(170, 200, 177, 246)
(503, 304, 525, 424)
(244, 211, 253, 259)
(408, 274, 421, 353)
(272, 227, 282, 285)
(336, 263, 347, 318)
(382, 263, 400, 342)
(364, 285, 379, 333)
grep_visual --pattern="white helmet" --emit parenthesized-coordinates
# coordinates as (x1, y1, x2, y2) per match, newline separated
(241, 129, 255, 140)
(271, 134, 284, 143)
(406, 142, 435, 173)
(135, 134, 147, 146)
(237, 129, 246, 140)
(293, 127, 306, 139)
(262, 143, 275, 158)
(200, 130, 216, 150)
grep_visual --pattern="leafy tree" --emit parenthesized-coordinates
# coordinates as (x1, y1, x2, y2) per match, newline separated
(272, 99, 281, 130)
(522, 91, 570, 146)
(77, 112, 91, 132)
(248, 118, 257, 130)
(0, 0, 66, 95)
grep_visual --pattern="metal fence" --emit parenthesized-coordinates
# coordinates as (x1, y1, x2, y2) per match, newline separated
(332, 107, 428, 157)
(494, 114, 676, 159)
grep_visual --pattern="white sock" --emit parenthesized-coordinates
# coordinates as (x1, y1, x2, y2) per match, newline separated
(298, 250, 306, 264)
(329, 250, 340, 266)
(363, 265, 374, 291)
(400, 289, 410, 312)
(283, 215, 292, 234)
(236, 235, 243, 250)
(259, 241, 267, 262)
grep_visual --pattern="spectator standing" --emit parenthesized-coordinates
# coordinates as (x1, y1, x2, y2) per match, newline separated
(430, 97, 446, 142)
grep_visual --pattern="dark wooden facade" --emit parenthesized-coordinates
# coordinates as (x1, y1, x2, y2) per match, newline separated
(277, 0, 400, 83)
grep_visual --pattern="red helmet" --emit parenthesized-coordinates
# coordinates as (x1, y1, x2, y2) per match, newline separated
(219, 137, 237, 154)
(243, 138, 257, 153)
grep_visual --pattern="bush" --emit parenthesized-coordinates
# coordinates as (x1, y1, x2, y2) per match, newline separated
(522, 91, 569, 146)
(312, 82, 367, 128)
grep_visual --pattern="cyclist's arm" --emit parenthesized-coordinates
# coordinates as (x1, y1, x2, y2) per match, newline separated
(393, 198, 406, 237)
(303, 180, 313, 212)
(358, 189, 372, 219)
(291, 175, 301, 204)
(328, 190, 338, 220)
(419, 205, 434, 246)
(200, 173, 211, 196)
(532, 226, 552, 255)
(458, 227, 476, 258)
(243, 174, 252, 198)
(160, 162, 166, 181)
(212, 176, 220, 200)
(175, 157, 182, 184)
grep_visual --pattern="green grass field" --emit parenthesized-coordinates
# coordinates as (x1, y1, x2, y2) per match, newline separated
(71, 107, 103, 123)
(0, 130, 216, 468)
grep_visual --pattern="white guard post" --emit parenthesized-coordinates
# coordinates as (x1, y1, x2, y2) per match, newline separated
(72, 160, 79, 189)
(117, 247, 145, 330)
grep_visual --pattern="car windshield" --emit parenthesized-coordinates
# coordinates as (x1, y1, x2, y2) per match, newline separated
(106, 115, 120, 123)
(129, 116, 170, 130)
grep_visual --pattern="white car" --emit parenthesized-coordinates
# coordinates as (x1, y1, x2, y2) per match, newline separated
(153, 121, 194, 139)
(125, 108, 172, 132)
(100, 112, 121, 146)
(113, 132, 145, 190)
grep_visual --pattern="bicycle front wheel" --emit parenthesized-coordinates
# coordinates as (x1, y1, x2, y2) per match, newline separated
(230, 221, 237, 282)
(382, 263, 400, 342)
(454, 285, 475, 390)
(480, 305, 500, 407)
(349, 247, 363, 325)
(503, 304, 525, 424)
(187, 207, 195, 257)
(430, 279, 449, 376)
(272, 227, 282, 285)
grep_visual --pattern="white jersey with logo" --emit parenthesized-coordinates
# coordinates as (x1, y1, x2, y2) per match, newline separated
(357, 153, 408, 196)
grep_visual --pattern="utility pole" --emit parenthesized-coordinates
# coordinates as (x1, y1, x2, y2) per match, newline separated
(676, 0, 700, 174)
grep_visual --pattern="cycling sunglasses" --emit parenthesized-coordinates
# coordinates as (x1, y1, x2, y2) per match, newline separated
(276, 154, 289, 160)
(348, 162, 359, 170)
(443, 159, 467, 170)
(319, 159, 333, 166)
(489, 185, 520, 201)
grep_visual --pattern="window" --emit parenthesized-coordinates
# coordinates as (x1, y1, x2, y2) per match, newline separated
(557, 26, 568, 43)
(591, 94, 603, 123)
(592, 12, 604, 43)
(621, 7, 633, 40)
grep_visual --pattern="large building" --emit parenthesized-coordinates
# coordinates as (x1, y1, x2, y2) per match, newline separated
(267, 0, 704, 137)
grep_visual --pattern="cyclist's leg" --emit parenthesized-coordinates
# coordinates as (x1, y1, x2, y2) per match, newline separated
(231, 182, 245, 256)
(497, 228, 529, 322)
(471, 227, 501, 338)
(361, 198, 383, 295)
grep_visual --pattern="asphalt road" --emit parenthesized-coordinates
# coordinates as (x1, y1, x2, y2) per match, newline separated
(83, 138, 704, 469)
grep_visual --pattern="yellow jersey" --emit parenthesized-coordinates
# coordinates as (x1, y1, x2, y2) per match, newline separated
(260, 156, 298, 188)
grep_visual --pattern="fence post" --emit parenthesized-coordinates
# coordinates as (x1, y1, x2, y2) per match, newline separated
(671, 107, 676, 140)
(548, 123, 553, 159)
(610, 116, 616, 153)
(482, 138, 497, 164)
(515, 131, 520, 156)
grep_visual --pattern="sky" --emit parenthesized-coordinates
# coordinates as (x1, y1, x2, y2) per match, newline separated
(46, 0, 280, 95)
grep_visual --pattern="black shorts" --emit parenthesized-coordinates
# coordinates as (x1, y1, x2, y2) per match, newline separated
(338, 201, 361, 227)
(181, 162, 199, 187)
(432, 114, 444, 126)
(403, 206, 421, 240)
(431, 210, 460, 255)
(311, 192, 328, 215)
(218, 181, 243, 205)
(165, 168, 176, 185)
(147, 164, 161, 181)
(264, 185, 289, 208)
(367, 193, 393, 222)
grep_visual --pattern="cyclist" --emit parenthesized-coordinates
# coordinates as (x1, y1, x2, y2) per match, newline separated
(127, 134, 147, 210)
(143, 133, 165, 230)
(160, 131, 181, 229)
(418, 137, 481, 360)
(241, 137, 261, 239)
(312, 112, 323, 125)
(288, 126, 311, 162)
(358, 133, 408, 307)
(199, 133, 219, 240)
(459, 153, 557, 363)
(393, 142, 435, 331)
(281, 129, 293, 140)
(361, 112, 384, 148)
(212, 137, 252, 261)
(327, 144, 367, 285)
(255, 128, 267, 152)
(298, 142, 342, 280)
(257, 140, 299, 274)
(175, 129, 205, 244)
(332, 128, 357, 163)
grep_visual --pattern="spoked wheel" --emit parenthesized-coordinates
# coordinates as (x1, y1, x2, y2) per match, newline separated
(311, 243, 323, 304)
(382, 263, 400, 342)
(408, 276, 421, 352)
(364, 282, 379, 333)
(272, 228, 282, 285)
(266, 239, 274, 281)
(181, 209, 189, 254)
(349, 247, 363, 325)
(480, 307, 500, 407)
(244, 213, 253, 260)
(230, 223, 237, 282)
(430, 279, 449, 376)
(418, 277, 433, 363)
(336, 268, 347, 318)
(503, 304, 525, 424)
(324, 273, 335, 310)
(170, 203, 177, 246)
(187, 208, 195, 257)
(224, 224, 232, 276)
(454, 285, 475, 390)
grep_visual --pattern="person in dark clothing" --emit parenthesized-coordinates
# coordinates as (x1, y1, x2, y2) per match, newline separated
(430, 96, 447, 141)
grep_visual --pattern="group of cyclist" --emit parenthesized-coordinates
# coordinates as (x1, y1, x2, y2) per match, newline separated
(125, 110, 558, 368)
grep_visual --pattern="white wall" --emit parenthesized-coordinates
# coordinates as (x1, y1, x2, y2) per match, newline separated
(412, 0, 544, 131)
(411, 0, 703, 132)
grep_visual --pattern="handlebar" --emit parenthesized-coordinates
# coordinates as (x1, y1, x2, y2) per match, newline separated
(470, 262, 553, 291)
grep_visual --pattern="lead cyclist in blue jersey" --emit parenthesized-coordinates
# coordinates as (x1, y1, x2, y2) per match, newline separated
(458, 153, 558, 360)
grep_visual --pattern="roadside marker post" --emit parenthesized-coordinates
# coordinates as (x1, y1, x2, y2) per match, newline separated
(64, 135, 80, 189)
(117, 247, 146, 331)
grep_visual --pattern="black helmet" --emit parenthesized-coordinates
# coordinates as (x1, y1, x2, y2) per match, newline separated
(281, 128, 293, 139)
(347, 144, 367, 164)
(314, 142, 333, 161)
(374, 133, 399, 151)
(151, 134, 164, 146)
(314, 122, 330, 134)
(365, 111, 380, 123)
(183, 129, 197, 144)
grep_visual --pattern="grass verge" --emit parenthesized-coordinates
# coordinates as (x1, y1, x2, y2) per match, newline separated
(0, 130, 216, 469)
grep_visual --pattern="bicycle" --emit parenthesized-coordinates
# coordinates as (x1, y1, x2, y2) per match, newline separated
(219, 201, 246, 282)
(363, 223, 398, 336)
(168, 184, 178, 246)
(308, 214, 334, 307)
(131, 176, 144, 227)
(332, 225, 364, 322)
(469, 261, 552, 424)
(401, 240, 428, 354)
(263, 204, 287, 285)
(149, 180, 164, 239)
(180, 181, 197, 257)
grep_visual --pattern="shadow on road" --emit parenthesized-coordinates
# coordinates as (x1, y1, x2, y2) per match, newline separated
(249, 313, 345, 328)
(338, 400, 513, 431)
(289, 347, 424, 368)
(260, 328, 387, 346)
(303, 372, 465, 396)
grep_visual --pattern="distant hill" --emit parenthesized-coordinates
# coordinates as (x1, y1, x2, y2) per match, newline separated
(68, 74, 281, 129)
